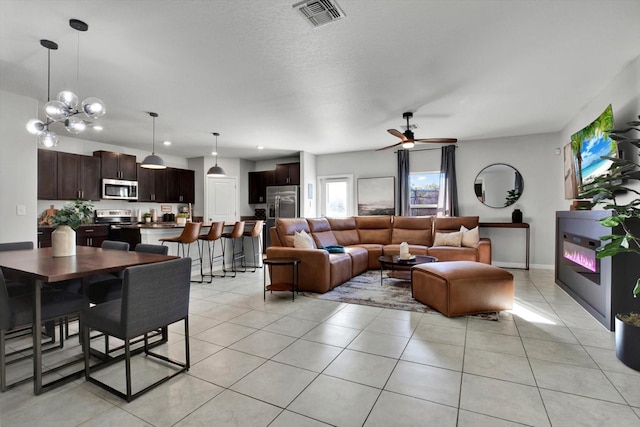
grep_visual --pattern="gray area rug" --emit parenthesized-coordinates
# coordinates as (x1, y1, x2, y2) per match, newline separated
(306, 269, 499, 320)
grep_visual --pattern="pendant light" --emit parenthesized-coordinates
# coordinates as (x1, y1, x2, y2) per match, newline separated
(141, 112, 166, 169)
(207, 132, 226, 177)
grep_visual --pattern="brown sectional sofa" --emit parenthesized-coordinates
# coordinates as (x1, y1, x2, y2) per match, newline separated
(266, 215, 491, 293)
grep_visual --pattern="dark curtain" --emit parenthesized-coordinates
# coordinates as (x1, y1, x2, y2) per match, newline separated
(397, 149, 410, 216)
(437, 145, 458, 216)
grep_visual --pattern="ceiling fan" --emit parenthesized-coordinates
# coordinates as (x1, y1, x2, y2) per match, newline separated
(377, 112, 457, 151)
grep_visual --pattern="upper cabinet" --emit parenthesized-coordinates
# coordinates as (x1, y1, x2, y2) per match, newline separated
(275, 162, 300, 186)
(137, 163, 166, 202)
(249, 170, 275, 204)
(38, 149, 58, 200)
(166, 168, 195, 203)
(56, 152, 101, 201)
(93, 150, 137, 180)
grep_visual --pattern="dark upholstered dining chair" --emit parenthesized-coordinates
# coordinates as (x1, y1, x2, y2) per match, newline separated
(81, 257, 192, 402)
(134, 243, 169, 255)
(0, 269, 85, 391)
(0, 241, 34, 297)
(85, 240, 131, 304)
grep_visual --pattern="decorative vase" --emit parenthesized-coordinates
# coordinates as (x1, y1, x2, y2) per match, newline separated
(512, 209, 523, 223)
(615, 315, 640, 371)
(51, 225, 76, 257)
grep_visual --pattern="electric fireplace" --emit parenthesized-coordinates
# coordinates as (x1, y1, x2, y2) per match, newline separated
(556, 210, 640, 330)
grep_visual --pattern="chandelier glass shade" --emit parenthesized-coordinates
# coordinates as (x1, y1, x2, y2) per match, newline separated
(26, 21, 105, 148)
(141, 112, 166, 169)
(207, 132, 226, 177)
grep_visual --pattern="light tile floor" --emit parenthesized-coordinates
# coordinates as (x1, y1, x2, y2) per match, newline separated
(2, 268, 640, 426)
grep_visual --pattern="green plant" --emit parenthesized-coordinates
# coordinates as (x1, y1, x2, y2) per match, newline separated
(581, 114, 640, 299)
(143, 212, 152, 218)
(504, 189, 520, 207)
(176, 212, 189, 218)
(48, 200, 94, 230)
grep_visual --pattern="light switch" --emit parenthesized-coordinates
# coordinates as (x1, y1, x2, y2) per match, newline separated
(16, 205, 26, 216)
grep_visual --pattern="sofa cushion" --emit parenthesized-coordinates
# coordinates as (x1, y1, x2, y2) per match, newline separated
(327, 217, 360, 246)
(434, 216, 479, 232)
(427, 246, 479, 262)
(293, 230, 316, 248)
(308, 218, 339, 247)
(276, 218, 311, 247)
(391, 216, 433, 246)
(355, 216, 392, 244)
(433, 231, 462, 247)
(460, 225, 480, 248)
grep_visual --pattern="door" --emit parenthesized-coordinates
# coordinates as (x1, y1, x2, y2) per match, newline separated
(205, 176, 237, 224)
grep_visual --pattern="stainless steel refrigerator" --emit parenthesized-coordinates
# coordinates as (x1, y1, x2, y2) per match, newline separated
(266, 185, 300, 248)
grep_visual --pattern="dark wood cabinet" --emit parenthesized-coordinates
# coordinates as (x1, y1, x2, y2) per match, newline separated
(137, 164, 166, 202)
(166, 168, 195, 203)
(56, 152, 100, 200)
(249, 170, 275, 203)
(275, 162, 300, 185)
(76, 225, 109, 247)
(93, 150, 137, 180)
(37, 227, 53, 248)
(38, 149, 58, 200)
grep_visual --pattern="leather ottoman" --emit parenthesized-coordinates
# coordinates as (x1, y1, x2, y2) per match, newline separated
(412, 261, 514, 317)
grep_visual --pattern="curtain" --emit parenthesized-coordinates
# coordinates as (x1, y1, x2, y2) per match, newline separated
(397, 149, 410, 216)
(437, 145, 458, 217)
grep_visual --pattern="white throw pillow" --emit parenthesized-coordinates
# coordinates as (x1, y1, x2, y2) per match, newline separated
(293, 230, 315, 248)
(460, 225, 480, 248)
(433, 231, 462, 247)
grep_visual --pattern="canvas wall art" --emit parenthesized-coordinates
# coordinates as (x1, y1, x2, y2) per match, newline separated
(357, 176, 395, 216)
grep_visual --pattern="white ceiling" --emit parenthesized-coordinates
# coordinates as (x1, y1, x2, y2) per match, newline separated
(1, 0, 639, 161)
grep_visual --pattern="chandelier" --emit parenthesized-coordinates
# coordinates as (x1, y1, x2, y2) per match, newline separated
(26, 19, 105, 148)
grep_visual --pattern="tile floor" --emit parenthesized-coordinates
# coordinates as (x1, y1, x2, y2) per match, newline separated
(1, 268, 640, 426)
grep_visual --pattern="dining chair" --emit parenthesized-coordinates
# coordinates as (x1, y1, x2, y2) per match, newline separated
(222, 221, 246, 277)
(85, 240, 131, 305)
(0, 241, 34, 297)
(81, 257, 192, 402)
(0, 269, 85, 391)
(134, 243, 169, 255)
(197, 222, 225, 282)
(242, 220, 264, 272)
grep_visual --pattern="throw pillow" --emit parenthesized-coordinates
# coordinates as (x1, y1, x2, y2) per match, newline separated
(293, 230, 316, 249)
(433, 231, 462, 247)
(460, 225, 480, 248)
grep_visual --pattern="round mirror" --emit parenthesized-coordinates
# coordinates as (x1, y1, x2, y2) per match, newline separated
(474, 163, 524, 208)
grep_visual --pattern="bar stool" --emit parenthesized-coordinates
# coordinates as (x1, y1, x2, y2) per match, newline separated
(197, 222, 225, 282)
(242, 220, 264, 272)
(159, 222, 202, 258)
(221, 221, 245, 277)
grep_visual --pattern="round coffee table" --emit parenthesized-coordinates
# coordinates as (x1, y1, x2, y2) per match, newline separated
(378, 255, 438, 286)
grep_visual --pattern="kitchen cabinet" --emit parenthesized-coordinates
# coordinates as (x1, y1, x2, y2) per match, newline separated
(275, 162, 300, 185)
(56, 152, 101, 200)
(38, 149, 58, 200)
(37, 227, 53, 248)
(166, 168, 195, 203)
(76, 224, 109, 247)
(93, 150, 137, 180)
(248, 170, 275, 204)
(137, 163, 166, 202)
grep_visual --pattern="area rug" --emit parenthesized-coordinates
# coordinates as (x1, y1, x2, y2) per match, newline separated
(306, 269, 499, 320)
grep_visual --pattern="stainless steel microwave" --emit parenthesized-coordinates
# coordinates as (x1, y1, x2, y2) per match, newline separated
(102, 178, 138, 200)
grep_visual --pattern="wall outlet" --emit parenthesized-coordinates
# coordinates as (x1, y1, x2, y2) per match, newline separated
(16, 205, 26, 216)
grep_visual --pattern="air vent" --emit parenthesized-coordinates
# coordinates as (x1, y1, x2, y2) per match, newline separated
(294, 0, 345, 28)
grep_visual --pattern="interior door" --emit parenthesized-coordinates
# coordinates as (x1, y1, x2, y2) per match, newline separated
(205, 176, 237, 224)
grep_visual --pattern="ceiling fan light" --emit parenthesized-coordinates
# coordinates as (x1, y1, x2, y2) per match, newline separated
(141, 154, 166, 169)
(402, 141, 415, 149)
(26, 119, 46, 134)
(207, 164, 226, 177)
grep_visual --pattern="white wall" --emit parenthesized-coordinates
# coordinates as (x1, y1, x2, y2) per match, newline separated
(301, 151, 317, 217)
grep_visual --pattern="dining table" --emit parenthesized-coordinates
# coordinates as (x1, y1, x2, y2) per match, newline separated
(0, 245, 179, 395)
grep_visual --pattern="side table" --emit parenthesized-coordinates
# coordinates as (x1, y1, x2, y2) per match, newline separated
(264, 257, 300, 301)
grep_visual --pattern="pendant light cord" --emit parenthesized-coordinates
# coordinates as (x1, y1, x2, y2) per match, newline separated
(152, 115, 156, 154)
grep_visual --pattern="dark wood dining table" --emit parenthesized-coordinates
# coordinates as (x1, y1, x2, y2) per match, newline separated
(0, 246, 179, 395)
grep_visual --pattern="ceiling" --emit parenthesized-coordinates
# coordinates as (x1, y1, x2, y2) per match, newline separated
(1, 0, 639, 161)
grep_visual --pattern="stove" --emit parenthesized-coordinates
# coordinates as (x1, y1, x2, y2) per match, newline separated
(94, 209, 136, 225)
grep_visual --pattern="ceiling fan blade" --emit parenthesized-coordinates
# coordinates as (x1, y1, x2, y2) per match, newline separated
(414, 138, 458, 143)
(375, 141, 402, 151)
(387, 129, 408, 141)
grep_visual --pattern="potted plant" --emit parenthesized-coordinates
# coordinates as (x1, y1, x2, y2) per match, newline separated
(143, 212, 152, 223)
(47, 200, 94, 257)
(581, 113, 640, 370)
(176, 212, 189, 225)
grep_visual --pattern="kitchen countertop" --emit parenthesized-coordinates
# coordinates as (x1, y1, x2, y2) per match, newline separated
(38, 220, 262, 230)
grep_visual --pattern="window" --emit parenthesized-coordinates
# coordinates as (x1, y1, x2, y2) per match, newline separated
(409, 171, 440, 216)
(318, 175, 354, 218)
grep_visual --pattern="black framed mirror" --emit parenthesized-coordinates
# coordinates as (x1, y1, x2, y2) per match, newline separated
(474, 163, 524, 208)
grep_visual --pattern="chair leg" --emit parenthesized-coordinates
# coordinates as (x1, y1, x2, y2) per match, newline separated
(125, 340, 132, 402)
(83, 325, 91, 380)
(1, 330, 6, 392)
(184, 317, 190, 370)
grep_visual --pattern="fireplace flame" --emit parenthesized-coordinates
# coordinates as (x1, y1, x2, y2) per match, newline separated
(563, 242, 597, 273)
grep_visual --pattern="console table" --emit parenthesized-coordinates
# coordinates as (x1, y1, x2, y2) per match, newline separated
(479, 222, 530, 270)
